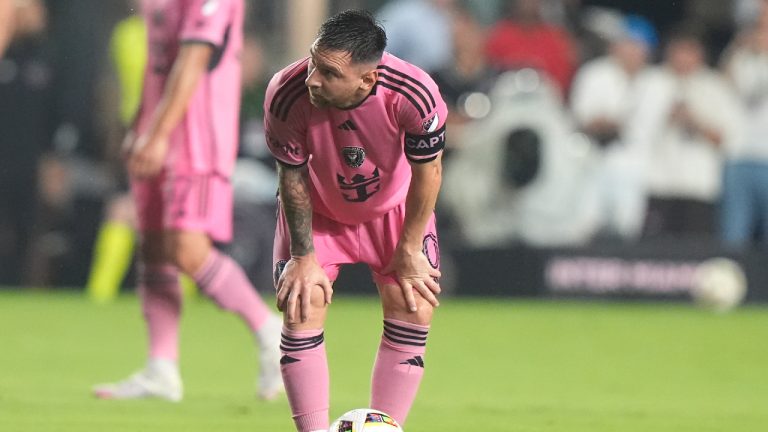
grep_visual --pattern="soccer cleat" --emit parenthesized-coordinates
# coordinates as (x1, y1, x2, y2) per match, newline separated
(92, 359, 183, 402)
(255, 314, 284, 400)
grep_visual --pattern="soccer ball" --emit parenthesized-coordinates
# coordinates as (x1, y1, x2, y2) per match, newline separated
(329, 408, 403, 432)
(691, 258, 747, 313)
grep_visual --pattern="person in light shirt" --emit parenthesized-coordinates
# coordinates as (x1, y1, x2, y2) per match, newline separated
(625, 27, 746, 238)
(721, 0, 768, 248)
(569, 14, 657, 241)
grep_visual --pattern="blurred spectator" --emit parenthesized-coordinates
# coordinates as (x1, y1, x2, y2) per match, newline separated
(0, 0, 13, 58)
(485, 0, 577, 96)
(736, 0, 764, 27)
(431, 5, 496, 143)
(684, 0, 735, 63)
(222, 34, 279, 291)
(442, 69, 595, 248)
(376, 0, 454, 73)
(576, 6, 626, 62)
(626, 27, 746, 239)
(570, 14, 657, 241)
(720, 0, 768, 248)
(0, 0, 56, 285)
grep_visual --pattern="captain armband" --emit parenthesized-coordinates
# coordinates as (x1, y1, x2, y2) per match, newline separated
(404, 124, 446, 163)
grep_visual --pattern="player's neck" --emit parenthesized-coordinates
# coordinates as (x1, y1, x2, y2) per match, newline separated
(339, 87, 375, 111)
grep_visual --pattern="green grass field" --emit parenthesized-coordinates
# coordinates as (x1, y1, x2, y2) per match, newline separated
(1, 291, 766, 432)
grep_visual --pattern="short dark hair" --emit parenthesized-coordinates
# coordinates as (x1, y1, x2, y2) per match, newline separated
(316, 10, 387, 64)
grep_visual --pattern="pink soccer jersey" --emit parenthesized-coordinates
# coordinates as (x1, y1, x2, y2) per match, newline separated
(137, 0, 244, 176)
(264, 52, 448, 226)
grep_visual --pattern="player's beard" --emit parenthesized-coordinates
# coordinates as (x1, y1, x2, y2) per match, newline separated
(309, 90, 331, 108)
(309, 89, 364, 110)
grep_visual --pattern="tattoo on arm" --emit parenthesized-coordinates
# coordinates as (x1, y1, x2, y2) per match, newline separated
(278, 163, 314, 256)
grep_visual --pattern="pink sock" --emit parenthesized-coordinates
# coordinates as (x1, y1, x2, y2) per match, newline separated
(280, 327, 329, 432)
(139, 264, 182, 361)
(193, 249, 271, 332)
(371, 319, 430, 426)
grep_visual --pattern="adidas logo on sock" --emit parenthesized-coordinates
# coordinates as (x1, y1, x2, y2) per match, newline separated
(400, 355, 425, 367)
(337, 120, 357, 131)
(280, 355, 300, 365)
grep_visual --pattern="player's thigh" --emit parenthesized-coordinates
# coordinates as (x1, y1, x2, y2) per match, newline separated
(272, 201, 347, 289)
(163, 230, 212, 275)
(366, 204, 441, 284)
(377, 282, 434, 326)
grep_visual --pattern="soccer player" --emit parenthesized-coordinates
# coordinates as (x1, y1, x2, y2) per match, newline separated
(93, 0, 283, 402)
(265, 10, 447, 431)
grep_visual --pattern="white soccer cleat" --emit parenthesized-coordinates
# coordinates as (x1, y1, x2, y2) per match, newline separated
(256, 314, 284, 401)
(92, 359, 183, 402)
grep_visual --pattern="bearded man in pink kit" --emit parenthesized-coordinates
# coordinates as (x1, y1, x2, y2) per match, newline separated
(265, 9, 448, 432)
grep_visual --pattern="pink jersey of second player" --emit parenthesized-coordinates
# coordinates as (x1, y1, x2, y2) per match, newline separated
(264, 52, 448, 225)
(137, 0, 243, 175)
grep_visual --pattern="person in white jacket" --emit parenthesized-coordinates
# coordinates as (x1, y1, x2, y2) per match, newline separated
(570, 14, 657, 241)
(625, 26, 747, 239)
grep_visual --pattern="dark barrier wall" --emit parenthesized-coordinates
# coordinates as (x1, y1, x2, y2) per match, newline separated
(453, 240, 768, 302)
(335, 240, 768, 303)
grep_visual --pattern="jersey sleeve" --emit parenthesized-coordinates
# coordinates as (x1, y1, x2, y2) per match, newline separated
(263, 70, 310, 167)
(396, 70, 449, 163)
(180, 0, 237, 48)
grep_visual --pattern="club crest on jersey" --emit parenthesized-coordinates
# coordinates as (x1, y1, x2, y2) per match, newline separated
(341, 147, 366, 168)
(422, 113, 439, 133)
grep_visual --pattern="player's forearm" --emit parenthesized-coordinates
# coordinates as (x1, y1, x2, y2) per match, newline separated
(0, 0, 15, 59)
(146, 43, 212, 139)
(278, 163, 315, 257)
(400, 157, 442, 251)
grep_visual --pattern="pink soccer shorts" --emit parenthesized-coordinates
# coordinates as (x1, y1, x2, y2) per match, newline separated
(131, 172, 233, 242)
(272, 201, 440, 288)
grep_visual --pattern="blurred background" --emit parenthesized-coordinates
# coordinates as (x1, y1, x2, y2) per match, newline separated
(2, 0, 768, 309)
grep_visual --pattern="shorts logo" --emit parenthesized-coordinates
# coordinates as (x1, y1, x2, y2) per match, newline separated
(422, 113, 439, 133)
(422, 233, 440, 270)
(274, 260, 288, 287)
(341, 146, 365, 168)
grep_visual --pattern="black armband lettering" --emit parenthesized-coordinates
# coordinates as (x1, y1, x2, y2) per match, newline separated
(404, 124, 446, 159)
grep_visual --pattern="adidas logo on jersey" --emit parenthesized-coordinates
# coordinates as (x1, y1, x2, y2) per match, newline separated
(337, 120, 358, 131)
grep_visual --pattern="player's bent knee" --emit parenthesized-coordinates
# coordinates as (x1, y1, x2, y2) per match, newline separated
(303, 284, 329, 309)
(396, 302, 434, 326)
(281, 284, 330, 329)
(164, 231, 211, 274)
(379, 284, 435, 326)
